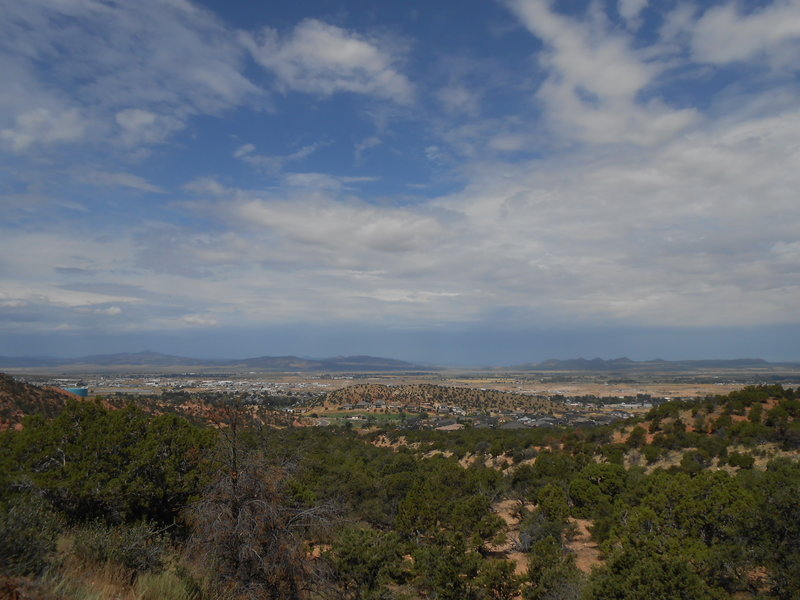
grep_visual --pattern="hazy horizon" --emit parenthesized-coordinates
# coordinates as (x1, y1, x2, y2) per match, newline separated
(3, 323, 800, 367)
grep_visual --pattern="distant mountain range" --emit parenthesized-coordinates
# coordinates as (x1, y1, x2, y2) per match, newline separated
(0, 351, 430, 372)
(0, 352, 798, 372)
(511, 357, 800, 371)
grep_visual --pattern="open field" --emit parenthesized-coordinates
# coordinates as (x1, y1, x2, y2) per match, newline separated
(10, 368, 800, 401)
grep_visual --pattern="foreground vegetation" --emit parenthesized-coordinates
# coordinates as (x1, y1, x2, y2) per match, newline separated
(1, 380, 799, 599)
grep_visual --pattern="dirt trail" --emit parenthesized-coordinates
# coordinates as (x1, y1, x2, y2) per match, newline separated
(491, 501, 604, 575)
(490, 499, 534, 575)
(567, 518, 602, 573)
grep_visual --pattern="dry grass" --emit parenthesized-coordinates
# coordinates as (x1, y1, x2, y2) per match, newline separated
(43, 562, 204, 600)
(31, 535, 207, 600)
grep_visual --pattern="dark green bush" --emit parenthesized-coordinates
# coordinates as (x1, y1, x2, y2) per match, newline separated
(727, 452, 755, 469)
(0, 494, 63, 576)
(73, 520, 168, 573)
(642, 445, 662, 464)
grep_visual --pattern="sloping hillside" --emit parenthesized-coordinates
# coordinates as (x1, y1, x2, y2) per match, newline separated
(0, 373, 294, 432)
(325, 383, 560, 413)
(603, 385, 800, 471)
(0, 373, 78, 430)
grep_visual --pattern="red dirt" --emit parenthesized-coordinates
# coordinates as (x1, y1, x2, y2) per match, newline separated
(566, 519, 603, 573)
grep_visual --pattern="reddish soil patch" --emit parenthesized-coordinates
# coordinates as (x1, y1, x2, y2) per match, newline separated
(567, 519, 602, 573)
(490, 499, 535, 575)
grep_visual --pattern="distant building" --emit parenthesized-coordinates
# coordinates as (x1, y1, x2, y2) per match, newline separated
(62, 387, 89, 397)
(499, 421, 527, 430)
(609, 410, 634, 419)
(436, 423, 464, 431)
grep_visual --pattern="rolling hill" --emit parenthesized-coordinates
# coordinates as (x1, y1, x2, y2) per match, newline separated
(0, 351, 430, 372)
(0, 373, 80, 430)
(325, 383, 561, 414)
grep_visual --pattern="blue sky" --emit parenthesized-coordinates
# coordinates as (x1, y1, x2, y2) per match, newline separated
(2, 0, 800, 364)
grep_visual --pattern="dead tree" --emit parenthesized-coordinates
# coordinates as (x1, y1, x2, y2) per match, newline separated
(188, 403, 333, 599)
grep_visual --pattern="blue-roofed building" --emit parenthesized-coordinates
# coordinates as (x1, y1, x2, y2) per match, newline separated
(62, 387, 89, 397)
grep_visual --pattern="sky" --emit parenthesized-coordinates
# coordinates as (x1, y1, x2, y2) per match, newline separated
(2, 0, 800, 365)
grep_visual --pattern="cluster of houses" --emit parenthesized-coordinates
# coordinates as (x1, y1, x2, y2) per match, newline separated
(494, 409, 634, 430)
(336, 400, 468, 416)
(306, 400, 635, 430)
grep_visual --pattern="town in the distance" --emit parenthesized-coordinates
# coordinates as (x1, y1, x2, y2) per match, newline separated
(3, 351, 799, 433)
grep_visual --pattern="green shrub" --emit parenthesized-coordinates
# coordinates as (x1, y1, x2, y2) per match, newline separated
(72, 521, 167, 573)
(625, 426, 646, 449)
(0, 494, 63, 576)
(680, 450, 711, 475)
(517, 510, 565, 552)
(727, 452, 755, 469)
(642, 445, 662, 464)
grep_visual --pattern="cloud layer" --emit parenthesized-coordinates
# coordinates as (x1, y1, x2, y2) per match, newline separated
(2, 0, 800, 359)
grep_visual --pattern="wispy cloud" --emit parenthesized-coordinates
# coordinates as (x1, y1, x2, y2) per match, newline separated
(243, 19, 414, 103)
(0, 107, 86, 151)
(618, 0, 648, 29)
(76, 170, 163, 193)
(505, 0, 697, 146)
(233, 141, 323, 174)
(0, 0, 261, 153)
(690, 0, 800, 66)
(354, 136, 382, 162)
(436, 84, 481, 116)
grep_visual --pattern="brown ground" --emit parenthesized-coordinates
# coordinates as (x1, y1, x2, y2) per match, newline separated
(567, 519, 603, 573)
(491, 499, 533, 575)
(490, 500, 603, 575)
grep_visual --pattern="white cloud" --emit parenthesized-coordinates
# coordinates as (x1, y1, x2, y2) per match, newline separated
(0, 107, 86, 151)
(509, 0, 650, 98)
(618, 0, 648, 28)
(4, 93, 800, 333)
(2, 0, 799, 338)
(691, 1, 800, 66)
(234, 143, 256, 158)
(0, 0, 261, 153)
(424, 145, 447, 164)
(536, 79, 697, 146)
(658, 4, 698, 47)
(5, 286, 139, 310)
(243, 19, 413, 103)
(114, 108, 184, 147)
(181, 313, 218, 327)
(236, 197, 445, 255)
(505, 0, 697, 145)
(354, 135, 382, 162)
(234, 142, 322, 174)
(77, 170, 163, 193)
(488, 132, 530, 152)
(772, 241, 800, 263)
(430, 106, 800, 326)
(183, 177, 232, 196)
(279, 172, 377, 191)
(437, 84, 480, 116)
